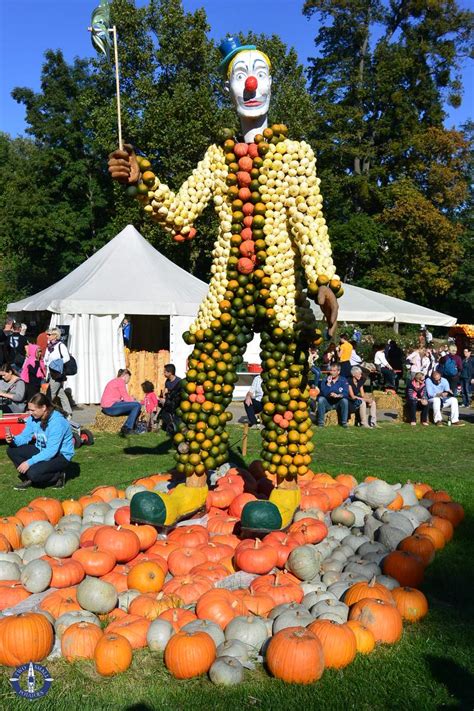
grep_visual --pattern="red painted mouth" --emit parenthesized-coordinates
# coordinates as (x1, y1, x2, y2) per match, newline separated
(244, 99, 263, 107)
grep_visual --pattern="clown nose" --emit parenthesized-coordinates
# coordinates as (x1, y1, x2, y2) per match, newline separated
(245, 76, 258, 92)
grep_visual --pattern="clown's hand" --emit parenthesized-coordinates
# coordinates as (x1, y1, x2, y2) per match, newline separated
(108, 144, 140, 185)
(317, 285, 338, 338)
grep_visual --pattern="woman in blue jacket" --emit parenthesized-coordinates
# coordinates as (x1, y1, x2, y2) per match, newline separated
(6, 393, 74, 490)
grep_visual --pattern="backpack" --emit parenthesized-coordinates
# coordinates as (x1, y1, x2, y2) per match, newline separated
(59, 343, 78, 376)
(442, 356, 458, 378)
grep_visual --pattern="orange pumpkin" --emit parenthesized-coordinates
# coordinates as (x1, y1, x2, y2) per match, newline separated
(308, 619, 357, 668)
(62, 499, 83, 516)
(162, 574, 213, 605)
(429, 515, 454, 542)
(0, 533, 12, 552)
(346, 620, 376, 654)
(415, 523, 446, 550)
(164, 630, 216, 679)
(61, 621, 103, 660)
(72, 546, 117, 577)
(94, 632, 133, 676)
(195, 589, 248, 629)
(189, 562, 229, 583)
(168, 525, 209, 548)
(46, 557, 85, 588)
(398, 534, 435, 566)
(349, 598, 403, 644)
(0, 581, 31, 610)
(0, 613, 53, 666)
(234, 538, 279, 574)
(0, 516, 23, 549)
(167, 547, 207, 576)
(126, 561, 165, 593)
(158, 607, 197, 632)
(39, 587, 81, 618)
(250, 571, 303, 606)
(344, 576, 394, 606)
(129, 592, 182, 620)
(122, 523, 157, 551)
(29, 497, 64, 525)
(266, 627, 325, 684)
(382, 551, 425, 588)
(107, 614, 150, 648)
(430, 501, 464, 527)
(94, 526, 140, 563)
(91, 485, 119, 502)
(15, 506, 48, 527)
(391, 586, 429, 622)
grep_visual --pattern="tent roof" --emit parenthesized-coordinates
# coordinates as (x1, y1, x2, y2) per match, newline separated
(310, 283, 456, 327)
(8, 225, 209, 316)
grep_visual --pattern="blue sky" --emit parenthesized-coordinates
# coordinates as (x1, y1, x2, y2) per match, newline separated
(0, 0, 472, 137)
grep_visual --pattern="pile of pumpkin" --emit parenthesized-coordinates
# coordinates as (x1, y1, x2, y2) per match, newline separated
(0, 466, 464, 684)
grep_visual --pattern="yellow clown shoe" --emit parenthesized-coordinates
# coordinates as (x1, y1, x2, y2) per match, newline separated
(130, 483, 208, 528)
(240, 486, 301, 535)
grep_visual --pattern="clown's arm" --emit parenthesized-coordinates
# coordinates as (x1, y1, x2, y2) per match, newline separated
(108, 143, 226, 238)
(287, 140, 340, 335)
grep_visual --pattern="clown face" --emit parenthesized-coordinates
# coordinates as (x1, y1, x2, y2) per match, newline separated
(227, 50, 272, 121)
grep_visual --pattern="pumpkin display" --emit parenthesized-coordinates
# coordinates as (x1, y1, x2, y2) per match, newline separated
(164, 630, 216, 679)
(266, 627, 325, 684)
(94, 632, 133, 676)
(0, 613, 54, 666)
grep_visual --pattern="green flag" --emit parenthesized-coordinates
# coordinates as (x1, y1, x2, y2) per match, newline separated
(90, 0, 111, 59)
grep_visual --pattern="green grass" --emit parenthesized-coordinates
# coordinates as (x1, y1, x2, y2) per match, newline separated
(0, 423, 473, 711)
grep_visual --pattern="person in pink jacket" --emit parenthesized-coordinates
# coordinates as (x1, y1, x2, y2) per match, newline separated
(100, 369, 141, 436)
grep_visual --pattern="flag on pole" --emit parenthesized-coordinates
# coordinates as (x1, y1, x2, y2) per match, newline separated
(90, 0, 112, 59)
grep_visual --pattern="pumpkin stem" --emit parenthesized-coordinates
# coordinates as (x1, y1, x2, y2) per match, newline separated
(368, 575, 376, 587)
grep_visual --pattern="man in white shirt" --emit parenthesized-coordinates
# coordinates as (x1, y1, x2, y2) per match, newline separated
(374, 345, 396, 389)
(244, 374, 263, 427)
(425, 370, 464, 427)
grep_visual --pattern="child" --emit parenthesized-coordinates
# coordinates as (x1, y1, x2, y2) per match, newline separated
(140, 381, 158, 431)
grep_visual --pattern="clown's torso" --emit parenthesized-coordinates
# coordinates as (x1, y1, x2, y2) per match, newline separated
(136, 126, 340, 331)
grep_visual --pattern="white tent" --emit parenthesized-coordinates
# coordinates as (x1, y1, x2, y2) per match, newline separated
(8, 225, 209, 403)
(310, 283, 456, 326)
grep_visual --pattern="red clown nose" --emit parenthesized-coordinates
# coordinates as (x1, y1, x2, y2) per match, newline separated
(245, 76, 258, 92)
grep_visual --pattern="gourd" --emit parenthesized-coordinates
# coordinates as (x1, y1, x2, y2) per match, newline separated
(44, 531, 79, 558)
(286, 545, 322, 581)
(225, 615, 268, 650)
(20, 559, 52, 593)
(209, 656, 244, 686)
(272, 608, 313, 633)
(77, 576, 118, 614)
(20, 520, 54, 548)
(146, 619, 174, 651)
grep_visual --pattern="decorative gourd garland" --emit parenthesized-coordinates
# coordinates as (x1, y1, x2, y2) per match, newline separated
(0, 473, 464, 685)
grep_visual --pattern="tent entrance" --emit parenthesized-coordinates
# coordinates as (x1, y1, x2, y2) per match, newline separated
(129, 315, 169, 352)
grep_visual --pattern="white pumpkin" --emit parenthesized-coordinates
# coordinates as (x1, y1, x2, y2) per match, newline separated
(44, 530, 79, 558)
(103, 510, 117, 526)
(55, 610, 100, 639)
(0, 552, 22, 566)
(216, 639, 251, 663)
(117, 589, 141, 612)
(327, 524, 350, 542)
(344, 559, 381, 579)
(408, 505, 432, 524)
(268, 601, 306, 620)
(302, 590, 337, 609)
(107, 499, 127, 510)
(209, 656, 244, 686)
(358, 541, 388, 557)
(272, 608, 313, 633)
(364, 515, 384, 540)
(331, 507, 355, 527)
(77, 576, 118, 613)
(181, 619, 225, 648)
(83, 503, 110, 519)
(341, 533, 370, 552)
(0, 561, 20, 581)
(301, 580, 327, 596)
(376, 574, 400, 590)
(20, 520, 54, 548)
(126, 484, 147, 500)
(57, 514, 82, 527)
(380, 511, 415, 535)
(286, 545, 322, 581)
(20, 559, 52, 593)
(355, 480, 397, 507)
(398, 483, 418, 507)
(322, 571, 342, 585)
(311, 598, 349, 621)
(147, 619, 174, 651)
(293, 508, 325, 523)
(376, 525, 408, 550)
(22, 545, 46, 564)
(225, 615, 268, 651)
(321, 557, 344, 574)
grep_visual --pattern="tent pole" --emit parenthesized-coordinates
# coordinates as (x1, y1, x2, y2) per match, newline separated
(393, 321, 399, 334)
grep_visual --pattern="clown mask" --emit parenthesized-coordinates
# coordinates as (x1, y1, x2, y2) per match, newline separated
(226, 50, 272, 121)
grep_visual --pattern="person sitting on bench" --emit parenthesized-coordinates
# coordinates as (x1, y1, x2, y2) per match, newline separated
(100, 368, 141, 436)
(157, 364, 182, 435)
(244, 373, 263, 427)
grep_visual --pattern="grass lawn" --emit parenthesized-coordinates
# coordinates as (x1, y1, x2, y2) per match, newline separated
(0, 423, 473, 711)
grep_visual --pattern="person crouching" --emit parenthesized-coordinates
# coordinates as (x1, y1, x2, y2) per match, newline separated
(6, 393, 74, 490)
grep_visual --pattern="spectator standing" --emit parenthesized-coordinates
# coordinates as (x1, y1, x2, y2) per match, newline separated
(438, 344, 462, 396)
(460, 347, 473, 408)
(0, 364, 27, 413)
(348, 366, 378, 428)
(8, 323, 27, 368)
(317, 364, 350, 428)
(43, 328, 72, 418)
(122, 318, 132, 348)
(406, 372, 429, 426)
(157, 364, 182, 435)
(6, 393, 74, 490)
(374, 344, 397, 389)
(21, 344, 46, 400)
(406, 347, 431, 378)
(244, 373, 264, 427)
(101, 368, 141, 436)
(426, 371, 464, 427)
(337, 333, 353, 378)
(140, 380, 159, 431)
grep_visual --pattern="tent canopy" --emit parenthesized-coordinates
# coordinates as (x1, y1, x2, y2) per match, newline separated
(7, 225, 208, 315)
(310, 283, 456, 327)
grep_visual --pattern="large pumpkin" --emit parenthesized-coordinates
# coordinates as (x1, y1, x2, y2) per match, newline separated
(164, 630, 216, 679)
(266, 627, 325, 684)
(391, 587, 429, 622)
(61, 621, 103, 661)
(94, 526, 140, 563)
(349, 598, 403, 644)
(94, 632, 133, 676)
(126, 561, 165, 593)
(308, 620, 357, 668)
(0, 613, 53, 666)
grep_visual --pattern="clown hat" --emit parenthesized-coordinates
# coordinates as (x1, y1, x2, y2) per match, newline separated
(218, 36, 256, 75)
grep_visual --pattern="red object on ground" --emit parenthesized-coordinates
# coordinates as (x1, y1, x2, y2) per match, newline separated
(0, 414, 29, 440)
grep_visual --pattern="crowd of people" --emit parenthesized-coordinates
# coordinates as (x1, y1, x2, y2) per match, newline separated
(245, 329, 473, 429)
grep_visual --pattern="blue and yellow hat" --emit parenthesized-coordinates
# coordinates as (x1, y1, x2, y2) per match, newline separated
(218, 36, 256, 76)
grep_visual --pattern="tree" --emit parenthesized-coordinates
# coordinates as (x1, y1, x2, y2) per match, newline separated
(303, 0, 473, 302)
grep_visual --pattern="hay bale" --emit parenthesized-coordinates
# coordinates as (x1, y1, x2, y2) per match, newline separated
(373, 390, 403, 420)
(324, 409, 356, 427)
(93, 412, 128, 433)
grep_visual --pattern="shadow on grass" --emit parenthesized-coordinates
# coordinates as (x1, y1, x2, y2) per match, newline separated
(123, 438, 174, 456)
(426, 655, 474, 710)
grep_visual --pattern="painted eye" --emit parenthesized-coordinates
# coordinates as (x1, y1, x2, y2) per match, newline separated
(257, 71, 267, 79)
(235, 72, 246, 81)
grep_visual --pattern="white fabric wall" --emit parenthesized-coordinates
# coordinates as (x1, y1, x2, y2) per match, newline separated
(170, 315, 195, 379)
(49, 313, 125, 404)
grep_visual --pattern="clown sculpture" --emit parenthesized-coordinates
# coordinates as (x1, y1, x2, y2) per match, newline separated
(108, 38, 341, 533)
